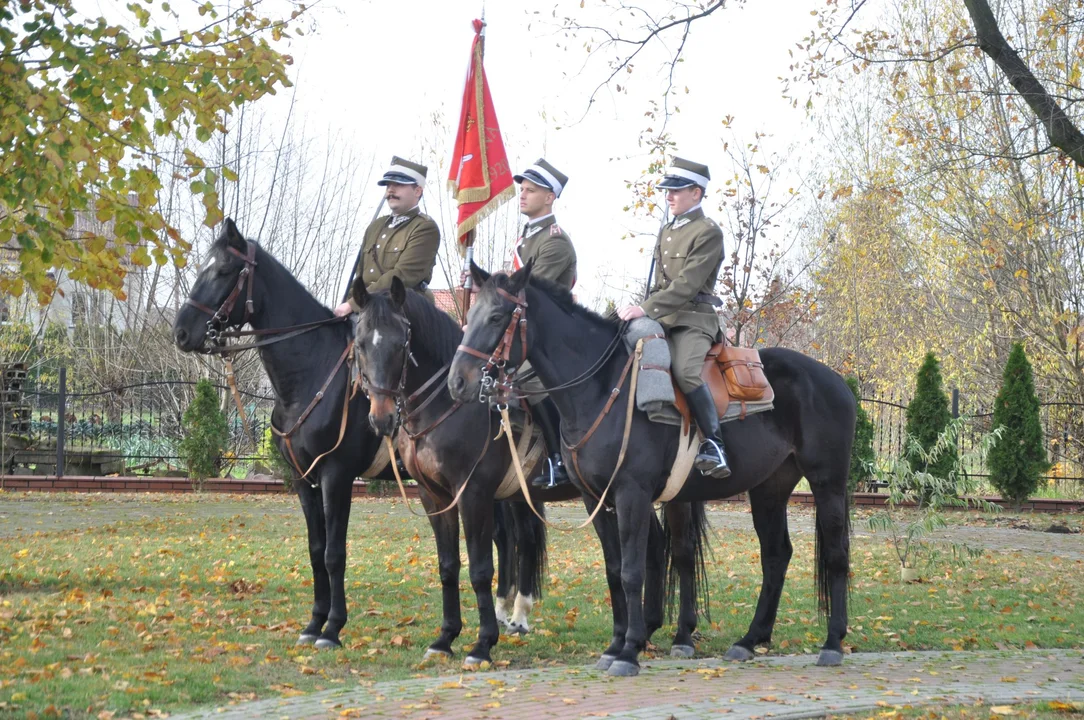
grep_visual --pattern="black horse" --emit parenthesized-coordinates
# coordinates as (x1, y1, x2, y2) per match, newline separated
(351, 277, 553, 665)
(172, 221, 535, 653)
(350, 278, 706, 665)
(173, 220, 381, 649)
(449, 262, 855, 677)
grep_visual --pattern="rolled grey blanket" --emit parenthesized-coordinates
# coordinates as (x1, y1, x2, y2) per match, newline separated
(624, 317, 682, 427)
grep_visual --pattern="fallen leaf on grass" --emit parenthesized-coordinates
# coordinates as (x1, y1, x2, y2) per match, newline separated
(990, 706, 1016, 715)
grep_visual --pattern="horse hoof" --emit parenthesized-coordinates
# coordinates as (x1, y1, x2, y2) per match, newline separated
(463, 655, 487, 668)
(724, 645, 755, 662)
(595, 654, 617, 671)
(296, 634, 319, 646)
(607, 660, 640, 677)
(423, 648, 453, 661)
(671, 644, 695, 658)
(314, 638, 341, 650)
(508, 623, 529, 635)
(816, 649, 844, 667)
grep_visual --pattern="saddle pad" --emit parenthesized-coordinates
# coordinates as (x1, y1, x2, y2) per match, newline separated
(361, 436, 391, 479)
(496, 415, 545, 500)
(655, 422, 698, 503)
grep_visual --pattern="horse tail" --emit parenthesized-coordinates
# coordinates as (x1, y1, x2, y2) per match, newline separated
(813, 492, 850, 617)
(493, 501, 517, 592)
(526, 501, 547, 599)
(662, 501, 713, 624)
(508, 500, 547, 599)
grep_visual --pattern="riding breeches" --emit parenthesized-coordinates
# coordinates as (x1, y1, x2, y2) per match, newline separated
(668, 326, 715, 394)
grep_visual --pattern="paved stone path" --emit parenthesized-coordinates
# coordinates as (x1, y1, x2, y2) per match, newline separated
(172, 649, 1084, 719)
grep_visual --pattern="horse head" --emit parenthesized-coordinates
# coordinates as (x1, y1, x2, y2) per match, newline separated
(351, 275, 411, 437)
(173, 219, 258, 353)
(447, 259, 532, 404)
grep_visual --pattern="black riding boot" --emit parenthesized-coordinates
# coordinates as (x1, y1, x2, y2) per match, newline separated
(687, 385, 732, 479)
(530, 399, 571, 489)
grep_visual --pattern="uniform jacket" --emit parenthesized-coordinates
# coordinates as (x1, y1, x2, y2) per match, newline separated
(515, 215, 577, 290)
(643, 206, 724, 337)
(348, 206, 440, 311)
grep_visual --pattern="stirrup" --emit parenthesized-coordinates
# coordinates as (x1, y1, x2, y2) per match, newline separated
(695, 439, 731, 479)
(532, 456, 569, 489)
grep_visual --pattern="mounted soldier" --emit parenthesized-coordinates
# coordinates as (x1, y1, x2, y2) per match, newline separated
(618, 156, 730, 479)
(511, 158, 578, 488)
(335, 156, 441, 316)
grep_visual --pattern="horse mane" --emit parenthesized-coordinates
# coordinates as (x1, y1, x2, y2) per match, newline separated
(250, 241, 333, 318)
(494, 272, 619, 332)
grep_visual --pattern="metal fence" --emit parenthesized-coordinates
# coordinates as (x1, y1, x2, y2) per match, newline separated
(10, 372, 275, 474)
(861, 391, 1084, 485)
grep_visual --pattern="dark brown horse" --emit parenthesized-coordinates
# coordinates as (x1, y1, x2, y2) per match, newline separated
(449, 262, 855, 676)
(351, 278, 706, 665)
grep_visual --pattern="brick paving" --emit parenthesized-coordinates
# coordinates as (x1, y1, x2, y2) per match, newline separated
(172, 649, 1084, 719)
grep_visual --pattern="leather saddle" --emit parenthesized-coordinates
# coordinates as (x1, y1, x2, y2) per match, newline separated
(673, 345, 774, 431)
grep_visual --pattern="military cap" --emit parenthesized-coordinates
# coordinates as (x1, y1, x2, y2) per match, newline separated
(513, 158, 568, 198)
(657, 156, 710, 190)
(377, 156, 428, 186)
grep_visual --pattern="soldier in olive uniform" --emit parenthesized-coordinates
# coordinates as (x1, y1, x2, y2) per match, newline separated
(618, 157, 730, 478)
(334, 156, 441, 316)
(511, 159, 578, 488)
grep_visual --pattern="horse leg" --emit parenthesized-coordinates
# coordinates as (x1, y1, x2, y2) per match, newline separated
(726, 471, 799, 662)
(608, 489, 654, 677)
(663, 501, 710, 658)
(492, 501, 516, 629)
(316, 465, 354, 649)
(507, 500, 546, 635)
(423, 496, 462, 660)
(807, 470, 851, 667)
(589, 500, 628, 671)
(461, 497, 500, 666)
(296, 480, 329, 645)
(643, 508, 666, 644)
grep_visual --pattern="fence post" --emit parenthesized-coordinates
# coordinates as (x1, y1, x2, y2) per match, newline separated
(56, 367, 66, 478)
(952, 387, 959, 419)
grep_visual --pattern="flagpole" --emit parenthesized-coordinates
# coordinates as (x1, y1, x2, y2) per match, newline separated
(457, 16, 485, 324)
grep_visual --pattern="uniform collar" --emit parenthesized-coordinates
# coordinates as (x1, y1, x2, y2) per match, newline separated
(521, 214, 556, 240)
(675, 204, 703, 222)
(390, 204, 421, 223)
(525, 213, 555, 228)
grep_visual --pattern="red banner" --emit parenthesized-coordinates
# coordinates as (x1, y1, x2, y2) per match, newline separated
(447, 19, 514, 251)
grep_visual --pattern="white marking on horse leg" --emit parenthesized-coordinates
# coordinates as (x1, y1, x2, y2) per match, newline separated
(510, 592, 533, 633)
(495, 593, 511, 625)
(372, 329, 382, 347)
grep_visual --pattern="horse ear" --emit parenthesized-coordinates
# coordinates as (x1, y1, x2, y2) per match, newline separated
(350, 277, 369, 311)
(469, 260, 491, 288)
(389, 275, 407, 309)
(222, 218, 246, 253)
(508, 258, 533, 293)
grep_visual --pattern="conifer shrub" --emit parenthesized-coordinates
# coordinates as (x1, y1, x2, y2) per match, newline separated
(179, 379, 228, 487)
(989, 343, 1049, 509)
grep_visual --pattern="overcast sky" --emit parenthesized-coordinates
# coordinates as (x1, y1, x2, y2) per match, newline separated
(254, 0, 822, 308)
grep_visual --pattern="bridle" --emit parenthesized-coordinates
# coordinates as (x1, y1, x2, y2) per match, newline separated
(455, 287, 529, 406)
(185, 238, 347, 354)
(454, 285, 628, 406)
(355, 317, 415, 432)
(185, 241, 258, 350)
(182, 236, 355, 486)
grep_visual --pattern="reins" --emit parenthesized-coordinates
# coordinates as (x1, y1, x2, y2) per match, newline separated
(186, 237, 360, 487)
(457, 282, 644, 531)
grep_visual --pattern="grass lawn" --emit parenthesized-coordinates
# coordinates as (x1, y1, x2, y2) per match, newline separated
(1, 493, 1081, 718)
